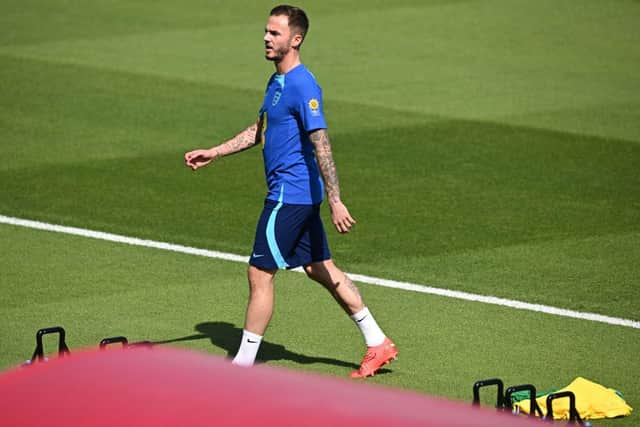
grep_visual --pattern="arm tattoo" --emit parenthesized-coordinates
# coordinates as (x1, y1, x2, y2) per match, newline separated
(309, 129, 341, 203)
(215, 122, 259, 157)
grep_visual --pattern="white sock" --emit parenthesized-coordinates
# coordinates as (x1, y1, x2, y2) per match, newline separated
(232, 330, 263, 367)
(350, 307, 386, 347)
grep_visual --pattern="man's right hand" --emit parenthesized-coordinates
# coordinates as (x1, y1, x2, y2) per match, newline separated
(184, 149, 216, 171)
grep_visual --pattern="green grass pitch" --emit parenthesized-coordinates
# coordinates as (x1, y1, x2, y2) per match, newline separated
(1, 1, 639, 424)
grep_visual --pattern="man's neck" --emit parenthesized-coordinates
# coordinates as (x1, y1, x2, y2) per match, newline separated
(275, 51, 301, 74)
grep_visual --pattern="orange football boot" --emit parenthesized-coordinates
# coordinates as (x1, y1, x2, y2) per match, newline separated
(350, 337, 398, 379)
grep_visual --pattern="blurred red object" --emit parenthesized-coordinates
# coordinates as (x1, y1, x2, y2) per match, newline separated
(0, 346, 539, 426)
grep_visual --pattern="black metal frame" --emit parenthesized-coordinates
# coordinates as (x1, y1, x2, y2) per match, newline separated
(473, 377, 586, 425)
(30, 326, 70, 362)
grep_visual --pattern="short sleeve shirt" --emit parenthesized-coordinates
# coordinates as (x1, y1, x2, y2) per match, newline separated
(258, 64, 327, 205)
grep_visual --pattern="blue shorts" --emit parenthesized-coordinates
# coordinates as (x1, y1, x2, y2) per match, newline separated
(249, 199, 331, 270)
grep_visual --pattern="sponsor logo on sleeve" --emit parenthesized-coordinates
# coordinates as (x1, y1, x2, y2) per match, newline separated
(308, 98, 321, 116)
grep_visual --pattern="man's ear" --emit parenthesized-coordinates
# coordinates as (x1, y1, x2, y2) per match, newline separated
(291, 33, 303, 49)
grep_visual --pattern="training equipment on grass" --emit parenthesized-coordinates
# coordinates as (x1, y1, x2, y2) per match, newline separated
(473, 377, 590, 425)
(99, 336, 129, 349)
(24, 326, 152, 365)
(26, 326, 70, 365)
(545, 391, 582, 423)
(513, 377, 633, 421)
(505, 384, 544, 418)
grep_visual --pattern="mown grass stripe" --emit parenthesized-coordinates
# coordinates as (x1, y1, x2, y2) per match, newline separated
(2, 214, 638, 330)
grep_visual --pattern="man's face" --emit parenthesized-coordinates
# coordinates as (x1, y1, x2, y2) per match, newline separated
(264, 14, 298, 62)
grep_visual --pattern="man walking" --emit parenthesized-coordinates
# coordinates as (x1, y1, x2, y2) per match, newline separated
(184, 5, 397, 378)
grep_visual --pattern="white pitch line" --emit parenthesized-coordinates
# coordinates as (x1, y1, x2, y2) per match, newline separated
(2, 214, 639, 330)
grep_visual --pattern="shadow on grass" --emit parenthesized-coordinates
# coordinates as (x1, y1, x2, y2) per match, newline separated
(155, 321, 392, 374)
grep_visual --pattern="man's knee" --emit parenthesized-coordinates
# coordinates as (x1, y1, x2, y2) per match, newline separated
(303, 261, 328, 282)
(247, 265, 276, 290)
(304, 260, 340, 286)
(303, 263, 316, 280)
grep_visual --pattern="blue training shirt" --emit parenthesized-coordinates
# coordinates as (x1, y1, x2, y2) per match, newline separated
(258, 64, 327, 205)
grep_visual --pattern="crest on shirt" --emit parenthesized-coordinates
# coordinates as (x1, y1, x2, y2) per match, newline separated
(308, 98, 320, 116)
(272, 90, 282, 106)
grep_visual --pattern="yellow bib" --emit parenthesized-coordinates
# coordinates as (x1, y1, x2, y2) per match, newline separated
(513, 377, 633, 420)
